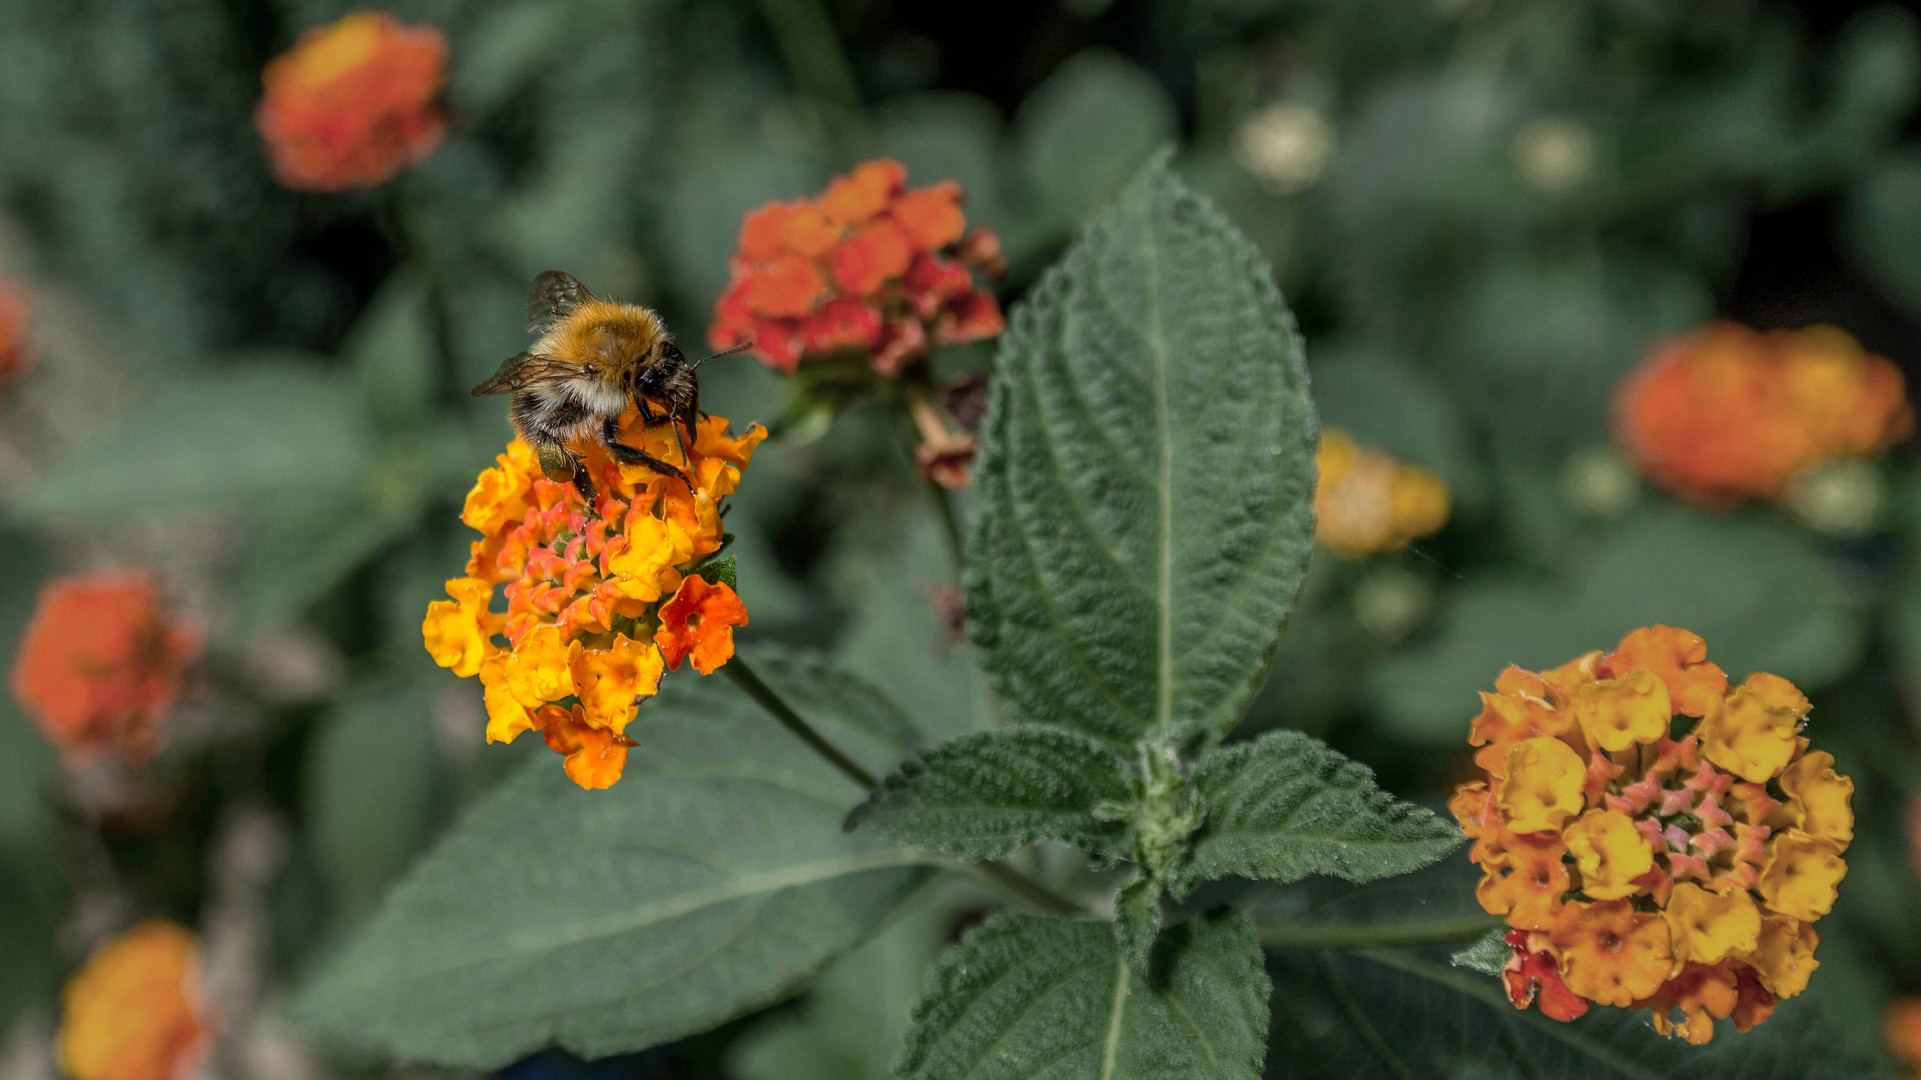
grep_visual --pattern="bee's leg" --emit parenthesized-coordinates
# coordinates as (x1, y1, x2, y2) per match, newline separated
(669, 406, 691, 472)
(536, 440, 595, 503)
(602, 414, 689, 484)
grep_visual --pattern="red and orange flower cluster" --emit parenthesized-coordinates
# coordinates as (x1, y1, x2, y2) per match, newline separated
(710, 159, 1005, 377)
(58, 920, 212, 1080)
(0, 276, 34, 398)
(255, 11, 448, 191)
(424, 412, 763, 789)
(1615, 322, 1911, 506)
(10, 572, 198, 762)
(1314, 428, 1450, 558)
(1453, 626, 1851, 1044)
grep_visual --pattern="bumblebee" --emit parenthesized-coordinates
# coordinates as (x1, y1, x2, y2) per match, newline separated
(473, 271, 741, 502)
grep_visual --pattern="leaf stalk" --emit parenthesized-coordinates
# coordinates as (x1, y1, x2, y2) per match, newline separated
(1255, 913, 1505, 951)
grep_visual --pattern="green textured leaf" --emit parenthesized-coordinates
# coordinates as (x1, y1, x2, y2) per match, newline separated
(1844, 149, 1921, 317)
(847, 726, 1130, 859)
(898, 910, 1270, 1080)
(1171, 731, 1461, 896)
(1266, 947, 1871, 1079)
(695, 552, 739, 591)
(966, 160, 1316, 748)
(296, 655, 927, 1067)
(1449, 930, 1511, 977)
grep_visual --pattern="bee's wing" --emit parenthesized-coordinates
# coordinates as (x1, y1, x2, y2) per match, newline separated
(526, 271, 599, 335)
(471, 352, 582, 396)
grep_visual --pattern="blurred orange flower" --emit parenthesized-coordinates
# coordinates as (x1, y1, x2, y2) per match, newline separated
(1888, 997, 1921, 1080)
(1453, 625, 1849, 1043)
(255, 11, 448, 191)
(1614, 321, 1911, 506)
(58, 921, 212, 1080)
(10, 572, 198, 762)
(710, 159, 1004, 377)
(0, 277, 35, 397)
(424, 412, 764, 789)
(1314, 428, 1450, 558)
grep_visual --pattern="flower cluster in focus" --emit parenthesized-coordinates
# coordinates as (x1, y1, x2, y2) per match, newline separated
(1314, 428, 1450, 558)
(255, 11, 448, 191)
(1614, 321, 1911, 506)
(1453, 626, 1852, 1043)
(710, 159, 1005, 376)
(423, 412, 764, 789)
(0, 277, 34, 398)
(10, 572, 198, 762)
(58, 920, 212, 1080)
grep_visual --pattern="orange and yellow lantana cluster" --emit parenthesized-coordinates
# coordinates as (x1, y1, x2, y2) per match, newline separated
(423, 412, 763, 789)
(10, 571, 198, 762)
(58, 921, 212, 1080)
(255, 11, 448, 191)
(1314, 428, 1450, 558)
(1453, 626, 1851, 1044)
(710, 159, 1005, 376)
(1614, 321, 1911, 506)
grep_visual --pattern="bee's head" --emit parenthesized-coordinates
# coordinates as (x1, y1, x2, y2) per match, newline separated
(636, 341, 685, 397)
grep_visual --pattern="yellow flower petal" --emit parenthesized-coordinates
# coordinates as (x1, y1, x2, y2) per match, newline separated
(1662, 882, 1762, 967)
(1757, 828, 1847, 920)
(1697, 678, 1801, 782)
(1563, 808, 1654, 900)
(1747, 916, 1820, 999)
(1498, 735, 1587, 834)
(1571, 667, 1671, 753)
(421, 577, 497, 677)
(1778, 749, 1854, 849)
(573, 635, 664, 735)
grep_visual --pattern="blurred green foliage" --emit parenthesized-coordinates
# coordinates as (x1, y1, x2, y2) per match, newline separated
(0, 0, 1919, 1076)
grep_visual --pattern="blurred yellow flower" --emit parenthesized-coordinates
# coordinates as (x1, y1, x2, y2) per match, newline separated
(58, 921, 211, 1080)
(1314, 428, 1449, 558)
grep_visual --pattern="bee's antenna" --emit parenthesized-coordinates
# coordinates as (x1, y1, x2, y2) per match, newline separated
(693, 342, 753, 369)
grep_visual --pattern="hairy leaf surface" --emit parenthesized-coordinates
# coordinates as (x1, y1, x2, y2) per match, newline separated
(966, 160, 1316, 748)
(1171, 730, 1461, 896)
(296, 654, 925, 1067)
(846, 726, 1130, 859)
(898, 909, 1270, 1080)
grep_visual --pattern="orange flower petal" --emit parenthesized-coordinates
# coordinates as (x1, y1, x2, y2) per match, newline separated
(654, 575, 750, 674)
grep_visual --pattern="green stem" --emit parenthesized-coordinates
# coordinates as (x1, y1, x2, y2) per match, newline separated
(722, 657, 1085, 916)
(723, 657, 878, 789)
(385, 182, 463, 409)
(1256, 913, 1505, 951)
(755, 0, 863, 116)
(964, 860, 1087, 917)
(927, 479, 967, 576)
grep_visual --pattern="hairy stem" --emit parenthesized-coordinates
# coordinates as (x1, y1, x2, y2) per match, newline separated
(964, 860, 1088, 917)
(1255, 913, 1505, 951)
(723, 657, 878, 789)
